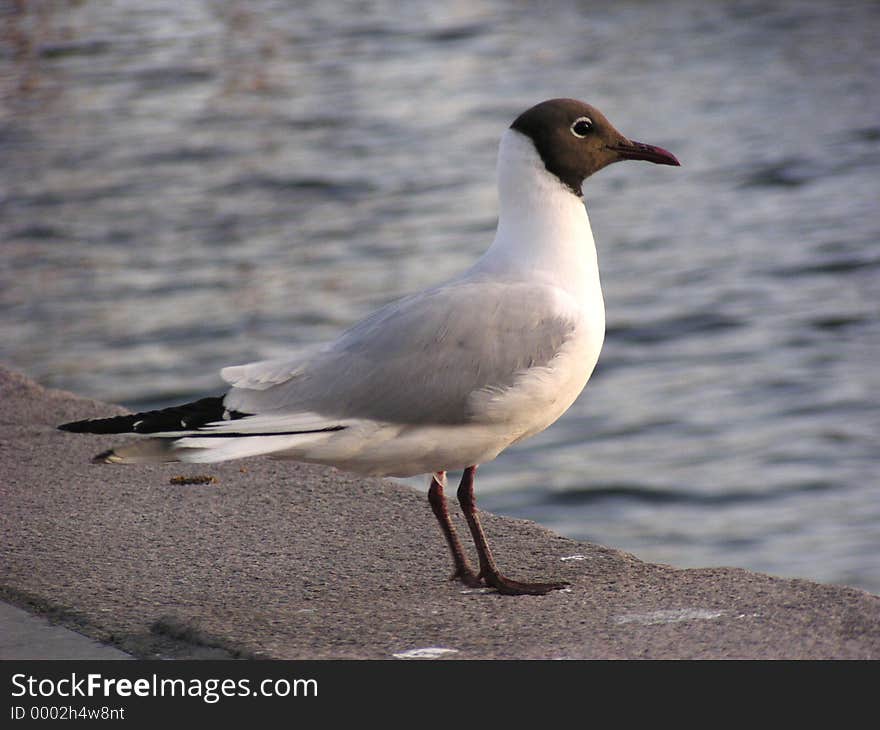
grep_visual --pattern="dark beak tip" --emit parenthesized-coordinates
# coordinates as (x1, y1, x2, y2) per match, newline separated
(663, 148, 682, 167)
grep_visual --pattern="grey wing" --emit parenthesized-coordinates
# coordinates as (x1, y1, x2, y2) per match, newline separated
(224, 280, 577, 426)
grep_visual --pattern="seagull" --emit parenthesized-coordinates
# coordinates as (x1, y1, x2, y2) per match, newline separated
(60, 98, 679, 595)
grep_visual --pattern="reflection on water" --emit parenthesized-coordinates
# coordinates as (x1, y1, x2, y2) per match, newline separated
(2, 0, 878, 593)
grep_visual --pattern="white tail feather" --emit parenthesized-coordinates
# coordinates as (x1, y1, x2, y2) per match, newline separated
(173, 433, 329, 462)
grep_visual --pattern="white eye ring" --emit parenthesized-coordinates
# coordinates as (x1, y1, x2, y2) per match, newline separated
(570, 116, 594, 138)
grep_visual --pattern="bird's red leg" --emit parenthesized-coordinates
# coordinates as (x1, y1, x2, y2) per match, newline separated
(457, 465, 569, 596)
(427, 472, 482, 587)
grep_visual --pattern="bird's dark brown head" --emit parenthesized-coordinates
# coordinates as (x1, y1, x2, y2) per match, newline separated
(510, 98, 680, 196)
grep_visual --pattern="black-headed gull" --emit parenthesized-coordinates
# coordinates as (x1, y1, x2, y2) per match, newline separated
(61, 99, 680, 595)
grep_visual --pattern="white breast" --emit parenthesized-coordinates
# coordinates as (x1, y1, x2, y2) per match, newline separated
(464, 128, 607, 446)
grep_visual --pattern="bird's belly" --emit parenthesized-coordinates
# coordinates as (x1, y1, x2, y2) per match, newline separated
(274, 420, 520, 477)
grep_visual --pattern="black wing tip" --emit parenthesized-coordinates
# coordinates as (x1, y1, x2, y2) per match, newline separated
(56, 396, 237, 436)
(58, 416, 130, 434)
(58, 419, 93, 433)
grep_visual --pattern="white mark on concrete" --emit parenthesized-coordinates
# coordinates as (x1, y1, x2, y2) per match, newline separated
(614, 608, 726, 625)
(461, 586, 574, 595)
(392, 647, 460, 660)
(560, 554, 590, 561)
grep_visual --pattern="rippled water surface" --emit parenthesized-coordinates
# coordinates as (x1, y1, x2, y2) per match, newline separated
(2, 0, 878, 593)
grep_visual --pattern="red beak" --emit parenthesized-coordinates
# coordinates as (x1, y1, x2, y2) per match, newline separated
(607, 140, 680, 166)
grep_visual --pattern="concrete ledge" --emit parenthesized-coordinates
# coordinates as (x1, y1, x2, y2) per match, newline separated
(1, 365, 878, 659)
(0, 600, 132, 660)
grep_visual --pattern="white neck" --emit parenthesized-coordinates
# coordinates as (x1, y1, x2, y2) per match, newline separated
(472, 129, 602, 302)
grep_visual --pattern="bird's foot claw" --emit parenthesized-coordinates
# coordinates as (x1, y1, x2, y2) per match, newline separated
(450, 567, 484, 588)
(483, 573, 569, 596)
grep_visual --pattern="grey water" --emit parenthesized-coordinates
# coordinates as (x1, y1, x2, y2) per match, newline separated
(2, 0, 878, 594)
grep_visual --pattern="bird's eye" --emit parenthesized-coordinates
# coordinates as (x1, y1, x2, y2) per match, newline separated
(570, 117, 594, 138)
